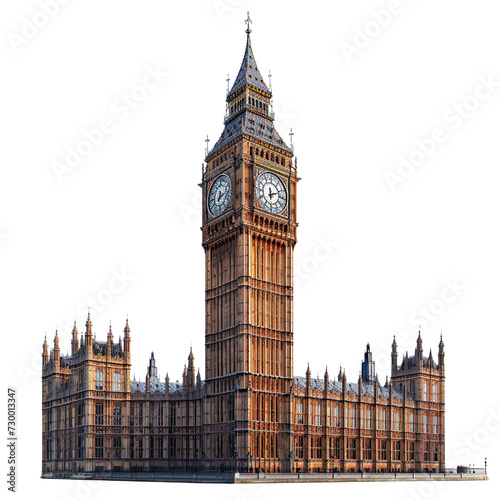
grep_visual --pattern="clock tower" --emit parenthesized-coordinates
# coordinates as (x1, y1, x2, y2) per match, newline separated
(202, 16, 298, 472)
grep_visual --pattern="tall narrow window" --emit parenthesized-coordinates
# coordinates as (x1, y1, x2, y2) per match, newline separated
(409, 412, 415, 432)
(113, 372, 121, 392)
(95, 403, 104, 425)
(422, 382, 428, 401)
(95, 369, 103, 390)
(433, 416, 438, 434)
(113, 404, 122, 426)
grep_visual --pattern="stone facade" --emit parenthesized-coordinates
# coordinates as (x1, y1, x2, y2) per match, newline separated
(41, 21, 445, 476)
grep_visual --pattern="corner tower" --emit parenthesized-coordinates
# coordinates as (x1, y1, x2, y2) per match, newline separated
(202, 15, 297, 472)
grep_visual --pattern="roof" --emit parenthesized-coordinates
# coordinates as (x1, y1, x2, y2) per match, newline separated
(131, 379, 182, 395)
(293, 376, 404, 401)
(228, 34, 270, 97)
(207, 33, 292, 158)
(209, 110, 292, 156)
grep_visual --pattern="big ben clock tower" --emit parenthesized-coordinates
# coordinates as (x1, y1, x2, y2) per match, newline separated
(202, 15, 298, 472)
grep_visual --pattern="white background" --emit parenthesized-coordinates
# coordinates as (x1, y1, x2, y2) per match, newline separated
(1, 1, 499, 499)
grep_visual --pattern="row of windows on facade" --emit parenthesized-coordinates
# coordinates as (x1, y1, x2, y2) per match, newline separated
(210, 147, 286, 170)
(46, 401, 195, 432)
(45, 435, 439, 463)
(230, 96, 268, 115)
(95, 370, 121, 391)
(295, 403, 440, 433)
(46, 436, 192, 461)
(292, 436, 439, 462)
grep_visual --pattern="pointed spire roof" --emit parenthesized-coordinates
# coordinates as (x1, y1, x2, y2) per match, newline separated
(228, 28, 270, 98)
(124, 317, 130, 338)
(85, 310, 92, 336)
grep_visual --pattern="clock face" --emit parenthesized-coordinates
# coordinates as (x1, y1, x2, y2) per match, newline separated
(208, 174, 232, 217)
(256, 172, 287, 214)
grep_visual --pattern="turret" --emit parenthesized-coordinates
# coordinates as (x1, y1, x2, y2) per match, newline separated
(165, 372, 170, 396)
(85, 311, 93, 353)
(107, 322, 113, 355)
(306, 363, 311, 394)
(427, 348, 434, 368)
(324, 366, 329, 393)
(391, 336, 398, 374)
(438, 334, 445, 374)
(416, 330, 423, 367)
(42, 336, 49, 365)
(361, 343, 376, 382)
(123, 318, 131, 362)
(182, 364, 188, 392)
(196, 369, 202, 389)
(71, 322, 79, 356)
(146, 372, 150, 393)
(187, 348, 196, 388)
(53, 330, 60, 369)
(148, 352, 158, 381)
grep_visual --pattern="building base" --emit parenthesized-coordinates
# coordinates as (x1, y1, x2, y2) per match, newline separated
(41, 471, 488, 484)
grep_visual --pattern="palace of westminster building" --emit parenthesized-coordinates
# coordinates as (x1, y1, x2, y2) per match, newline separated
(42, 19, 445, 476)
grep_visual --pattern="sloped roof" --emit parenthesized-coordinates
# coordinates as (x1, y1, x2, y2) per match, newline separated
(228, 34, 270, 97)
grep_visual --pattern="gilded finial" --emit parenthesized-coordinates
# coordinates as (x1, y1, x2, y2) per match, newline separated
(245, 11, 252, 34)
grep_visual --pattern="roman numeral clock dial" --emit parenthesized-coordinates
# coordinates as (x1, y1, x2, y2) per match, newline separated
(256, 172, 287, 214)
(208, 174, 232, 217)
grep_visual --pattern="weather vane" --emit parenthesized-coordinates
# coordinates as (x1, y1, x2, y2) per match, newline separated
(245, 11, 252, 34)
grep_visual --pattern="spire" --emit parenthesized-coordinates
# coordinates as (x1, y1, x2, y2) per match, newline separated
(42, 336, 49, 365)
(108, 322, 113, 342)
(416, 329, 423, 360)
(123, 317, 131, 361)
(53, 330, 60, 368)
(228, 14, 270, 98)
(361, 343, 376, 382)
(438, 333, 445, 373)
(391, 335, 398, 374)
(124, 317, 130, 338)
(148, 351, 158, 381)
(85, 310, 93, 351)
(428, 348, 434, 368)
(207, 15, 292, 159)
(165, 372, 170, 396)
(71, 321, 79, 355)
